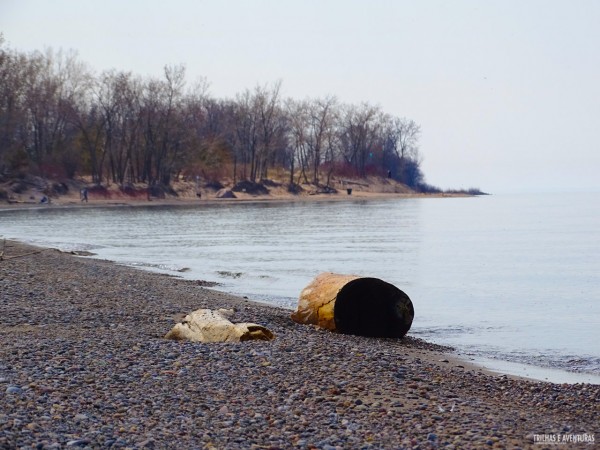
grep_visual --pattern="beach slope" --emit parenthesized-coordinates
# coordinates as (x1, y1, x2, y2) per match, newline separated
(0, 241, 597, 448)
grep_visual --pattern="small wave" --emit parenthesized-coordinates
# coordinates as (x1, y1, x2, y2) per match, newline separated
(412, 325, 475, 336)
(411, 326, 600, 380)
(128, 261, 190, 273)
(461, 348, 600, 379)
(217, 271, 244, 279)
(258, 274, 274, 280)
(528, 354, 600, 375)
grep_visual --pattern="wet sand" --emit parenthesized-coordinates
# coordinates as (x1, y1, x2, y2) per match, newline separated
(0, 240, 597, 449)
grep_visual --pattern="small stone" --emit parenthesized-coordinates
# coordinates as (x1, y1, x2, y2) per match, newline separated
(6, 386, 22, 394)
(427, 433, 437, 442)
(66, 439, 91, 447)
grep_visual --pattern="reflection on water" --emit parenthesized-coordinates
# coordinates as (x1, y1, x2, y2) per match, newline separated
(2, 193, 599, 379)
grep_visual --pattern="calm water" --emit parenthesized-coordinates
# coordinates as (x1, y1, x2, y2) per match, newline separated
(1, 193, 599, 382)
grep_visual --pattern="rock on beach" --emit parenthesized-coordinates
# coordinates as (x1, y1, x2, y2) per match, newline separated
(0, 240, 599, 449)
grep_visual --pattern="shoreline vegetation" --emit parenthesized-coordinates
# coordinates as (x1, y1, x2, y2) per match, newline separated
(1, 240, 598, 448)
(0, 173, 484, 211)
(0, 37, 487, 213)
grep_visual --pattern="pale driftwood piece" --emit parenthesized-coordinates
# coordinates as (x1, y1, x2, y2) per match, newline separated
(165, 308, 274, 343)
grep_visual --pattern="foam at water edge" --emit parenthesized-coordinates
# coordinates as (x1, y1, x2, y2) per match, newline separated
(465, 355, 600, 385)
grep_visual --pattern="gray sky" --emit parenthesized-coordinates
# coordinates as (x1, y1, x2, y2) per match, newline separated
(2, 0, 599, 193)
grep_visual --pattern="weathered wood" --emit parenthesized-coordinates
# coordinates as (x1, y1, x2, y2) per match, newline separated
(165, 308, 274, 342)
(291, 273, 414, 338)
(291, 273, 359, 330)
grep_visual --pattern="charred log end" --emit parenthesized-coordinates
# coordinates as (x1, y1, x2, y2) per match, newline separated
(333, 278, 414, 338)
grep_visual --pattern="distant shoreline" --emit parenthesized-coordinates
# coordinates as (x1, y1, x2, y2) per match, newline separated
(0, 173, 480, 212)
(0, 190, 472, 212)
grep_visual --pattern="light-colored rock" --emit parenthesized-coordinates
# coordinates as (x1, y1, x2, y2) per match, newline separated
(165, 308, 274, 342)
(215, 188, 236, 199)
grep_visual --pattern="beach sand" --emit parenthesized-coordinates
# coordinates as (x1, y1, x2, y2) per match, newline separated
(0, 240, 598, 449)
(0, 175, 466, 212)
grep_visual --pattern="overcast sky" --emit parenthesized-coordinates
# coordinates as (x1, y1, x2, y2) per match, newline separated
(2, 0, 599, 193)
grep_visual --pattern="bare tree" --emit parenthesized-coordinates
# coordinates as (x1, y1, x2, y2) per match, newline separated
(338, 103, 382, 176)
(54, 50, 93, 178)
(253, 81, 283, 182)
(11, 48, 86, 177)
(95, 72, 129, 182)
(0, 37, 29, 173)
(285, 99, 309, 185)
(135, 64, 188, 186)
(70, 101, 106, 183)
(0, 39, 425, 191)
(232, 89, 258, 182)
(383, 116, 421, 184)
(306, 96, 337, 184)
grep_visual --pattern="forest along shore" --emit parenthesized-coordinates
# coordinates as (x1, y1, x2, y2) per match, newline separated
(1, 241, 597, 449)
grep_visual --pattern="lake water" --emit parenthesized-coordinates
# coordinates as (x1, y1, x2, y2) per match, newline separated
(1, 193, 599, 383)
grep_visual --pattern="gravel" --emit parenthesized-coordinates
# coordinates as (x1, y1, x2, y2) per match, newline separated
(1, 240, 598, 449)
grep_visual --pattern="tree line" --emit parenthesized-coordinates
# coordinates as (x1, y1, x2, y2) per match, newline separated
(0, 37, 425, 191)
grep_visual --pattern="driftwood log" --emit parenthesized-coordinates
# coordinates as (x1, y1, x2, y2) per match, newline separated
(165, 309, 274, 343)
(291, 272, 414, 338)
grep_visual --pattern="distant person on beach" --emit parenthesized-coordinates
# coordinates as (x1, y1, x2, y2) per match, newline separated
(81, 188, 88, 203)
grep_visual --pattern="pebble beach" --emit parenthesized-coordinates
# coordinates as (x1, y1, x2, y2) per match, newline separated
(0, 240, 598, 449)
